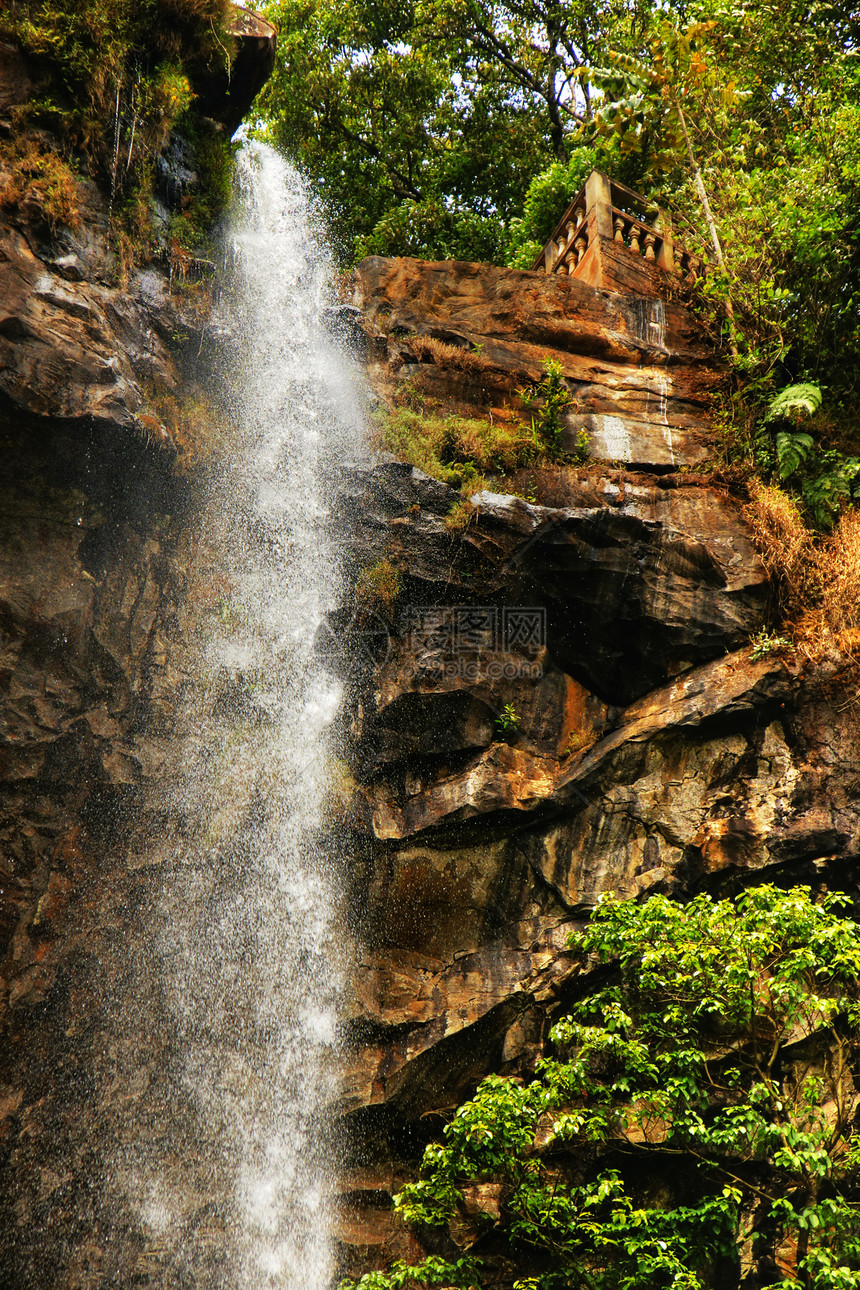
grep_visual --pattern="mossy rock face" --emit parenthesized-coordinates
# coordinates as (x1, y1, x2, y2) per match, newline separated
(1, 2, 275, 268)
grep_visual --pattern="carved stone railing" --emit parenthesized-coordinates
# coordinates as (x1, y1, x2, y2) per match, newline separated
(539, 181, 589, 277)
(533, 171, 702, 293)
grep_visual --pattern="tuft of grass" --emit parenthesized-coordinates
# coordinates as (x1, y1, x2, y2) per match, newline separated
(375, 407, 537, 487)
(445, 499, 476, 532)
(356, 558, 402, 613)
(402, 334, 494, 373)
(749, 628, 793, 661)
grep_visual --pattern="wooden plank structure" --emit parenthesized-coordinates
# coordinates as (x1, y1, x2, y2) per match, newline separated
(532, 171, 701, 297)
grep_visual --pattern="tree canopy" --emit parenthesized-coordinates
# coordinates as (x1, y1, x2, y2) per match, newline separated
(343, 886, 860, 1290)
(258, 0, 860, 401)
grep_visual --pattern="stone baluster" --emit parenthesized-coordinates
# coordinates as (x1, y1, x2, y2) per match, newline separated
(629, 224, 641, 255)
(614, 216, 625, 244)
(574, 234, 588, 264)
(644, 232, 657, 262)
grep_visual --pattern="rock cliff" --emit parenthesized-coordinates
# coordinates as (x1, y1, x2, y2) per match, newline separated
(0, 34, 859, 1283)
(329, 257, 860, 1276)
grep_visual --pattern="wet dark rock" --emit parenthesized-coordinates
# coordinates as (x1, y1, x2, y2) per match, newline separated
(191, 7, 278, 135)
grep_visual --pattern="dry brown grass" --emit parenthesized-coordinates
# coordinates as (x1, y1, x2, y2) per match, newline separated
(743, 481, 815, 617)
(403, 334, 493, 373)
(745, 482, 860, 665)
(818, 509, 860, 645)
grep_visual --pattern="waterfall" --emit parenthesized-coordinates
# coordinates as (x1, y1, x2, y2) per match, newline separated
(130, 142, 363, 1287)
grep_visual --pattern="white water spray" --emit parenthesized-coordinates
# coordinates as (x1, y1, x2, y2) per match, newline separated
(137, 143, 364, 1288)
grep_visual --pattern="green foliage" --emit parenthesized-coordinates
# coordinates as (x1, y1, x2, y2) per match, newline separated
(763, 383, 860, 529)
(766, 383, 825, 425)
(748, 628, 793, 661)
(343, 887, 860, 1290)
(356, 197, 503, 264)
(519, 358, 573, 458)
(494, 703, 520, 735)
(259, 0, 649, 263)
(570, 427, 590, 466)
(776, 431, 816, 482)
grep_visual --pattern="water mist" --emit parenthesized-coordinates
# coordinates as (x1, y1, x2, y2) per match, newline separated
(139, 142, 363, 1288)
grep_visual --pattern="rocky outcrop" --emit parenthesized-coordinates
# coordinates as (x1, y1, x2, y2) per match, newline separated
(331, 257, 860, 1278)
(353, 256, 720, 470)
(192, 6, 278, 133)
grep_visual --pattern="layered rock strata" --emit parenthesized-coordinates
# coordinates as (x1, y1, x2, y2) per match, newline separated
(352, 255, 718, 470)
(0, 73, 858, 1283)
(331, 258, 860, 1276)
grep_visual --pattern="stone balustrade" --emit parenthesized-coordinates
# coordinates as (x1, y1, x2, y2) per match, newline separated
(533, 171, 702, 296)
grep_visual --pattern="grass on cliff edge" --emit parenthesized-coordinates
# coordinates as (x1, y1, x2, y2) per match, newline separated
(745, 480, 860, 664)
(374, 406, 547, 492)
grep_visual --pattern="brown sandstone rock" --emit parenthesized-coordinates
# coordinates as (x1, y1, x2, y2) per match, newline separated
(352, 255, 721, 470)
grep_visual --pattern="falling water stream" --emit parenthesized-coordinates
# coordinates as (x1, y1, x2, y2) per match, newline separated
(134, 143, 364, 1287)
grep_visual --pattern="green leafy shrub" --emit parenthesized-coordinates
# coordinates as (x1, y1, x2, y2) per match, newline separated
(519, 357, 573, 458)
(342, 886, 860, 1290)
(764, 383, 860, 530)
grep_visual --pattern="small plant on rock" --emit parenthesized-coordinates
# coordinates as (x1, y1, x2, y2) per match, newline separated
(355, 558, 402, 613)
(519, 356, 572, 458)
(749, 627, 793, 661)
(495, 702, 521, 735)
(571, 426, 590, 465)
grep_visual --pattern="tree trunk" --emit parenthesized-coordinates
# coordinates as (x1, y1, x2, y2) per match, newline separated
(671, 89, 740, 360)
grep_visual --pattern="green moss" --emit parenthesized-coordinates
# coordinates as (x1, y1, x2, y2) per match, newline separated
(375, 407, 539, 487)
(2, 0, 235, 268)
(166, 116, 237, 257)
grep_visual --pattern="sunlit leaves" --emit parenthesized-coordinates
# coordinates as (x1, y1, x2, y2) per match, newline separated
(341, 886, 860, 1290)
